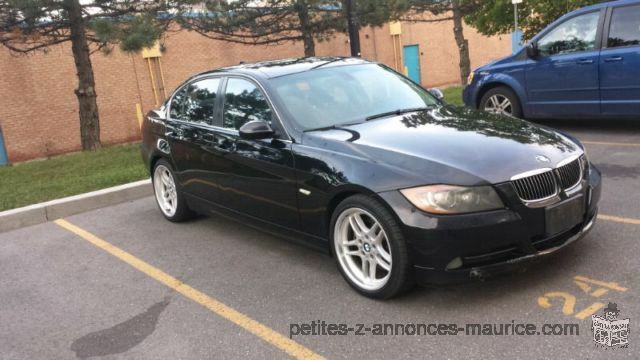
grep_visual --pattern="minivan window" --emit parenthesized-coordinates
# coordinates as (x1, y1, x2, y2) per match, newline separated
(222, 78, 272, 130)
(608, 5, 640, 48)
(537, 12, 600, 56)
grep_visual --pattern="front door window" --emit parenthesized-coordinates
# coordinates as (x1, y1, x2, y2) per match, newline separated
(538, 12, 600, 56)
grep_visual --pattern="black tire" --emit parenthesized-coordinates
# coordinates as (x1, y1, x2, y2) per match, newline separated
(479, 86, 523, 118)
(152, 159, 195, 222)
(329, 194, 414, 299)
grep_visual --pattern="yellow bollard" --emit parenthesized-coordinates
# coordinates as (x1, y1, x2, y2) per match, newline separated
(136, 103, 144, 130)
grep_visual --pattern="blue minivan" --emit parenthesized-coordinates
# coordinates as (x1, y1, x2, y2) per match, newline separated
(463, 0, 640, 119)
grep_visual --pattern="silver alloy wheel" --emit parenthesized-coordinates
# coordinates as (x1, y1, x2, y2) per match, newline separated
(484, 94, 513, 115)
(334, 208, 392, 291)
(153, 164, 178, 217)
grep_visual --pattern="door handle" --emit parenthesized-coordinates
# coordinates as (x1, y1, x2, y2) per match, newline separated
(165, 129, 185, 140)
(577, 59, 594, 65)
(604, 56, 623, 62)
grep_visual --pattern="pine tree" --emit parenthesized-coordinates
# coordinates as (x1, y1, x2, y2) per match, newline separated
(0, 0, 185, 150)
(179, 0, 405, 57)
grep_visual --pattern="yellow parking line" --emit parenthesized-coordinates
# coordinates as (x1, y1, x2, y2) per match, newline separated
(582, 141, 640, 148)
(598, 214, 640, 225)
(54, 219, 323, 360)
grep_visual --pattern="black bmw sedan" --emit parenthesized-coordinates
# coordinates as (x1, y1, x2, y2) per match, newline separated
(142, 57, 601, 299)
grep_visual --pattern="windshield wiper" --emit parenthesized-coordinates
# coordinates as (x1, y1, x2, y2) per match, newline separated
(303, 121, 362, 133)
(310, 57, 347, 70)
(365, 106, 433, 121)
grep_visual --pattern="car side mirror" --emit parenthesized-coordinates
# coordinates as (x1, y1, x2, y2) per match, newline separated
(526, 42, 540, 59)
(239, 120, 275, 140)
(428, 88, 444, 100)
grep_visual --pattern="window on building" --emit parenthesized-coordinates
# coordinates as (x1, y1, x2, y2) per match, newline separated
(222, 78, 272, 130)
(538, 12, 600, 56)
(608, 5, 640, 48)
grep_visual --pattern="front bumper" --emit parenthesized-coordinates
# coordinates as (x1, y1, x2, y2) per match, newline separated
(462, 84, 477, 108)
(378, 164, 602, 285)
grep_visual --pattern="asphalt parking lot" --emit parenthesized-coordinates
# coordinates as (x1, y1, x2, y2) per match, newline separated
(1, 119, 639, 359)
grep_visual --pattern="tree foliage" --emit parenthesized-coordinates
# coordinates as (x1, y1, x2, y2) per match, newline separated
(401, 0, 482, 85)
(0, 0, 179, 53)
(178, 0, 406, 56)
(465, 0, 604, 40)
(401, 0, 479, 21)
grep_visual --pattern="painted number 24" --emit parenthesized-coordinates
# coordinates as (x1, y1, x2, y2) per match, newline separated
(538, 276, 627, 320)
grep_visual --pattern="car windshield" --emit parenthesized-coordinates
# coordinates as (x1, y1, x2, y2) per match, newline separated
(269, 64, 439, 131)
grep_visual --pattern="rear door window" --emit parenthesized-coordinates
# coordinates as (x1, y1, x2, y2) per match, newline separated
(608, 5, 640, 48)
(170, 78, 221, 125)
(169, 87, 187, 120)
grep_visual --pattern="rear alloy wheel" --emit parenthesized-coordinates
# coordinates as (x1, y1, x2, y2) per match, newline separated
(152, 159, 194, 222)
(479, 86, 523, 118)
(331, 195, 413, 299)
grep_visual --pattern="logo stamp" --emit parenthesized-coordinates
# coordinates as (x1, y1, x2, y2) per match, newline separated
(591, 303, 630, 349)
(535, 155, 550, 163)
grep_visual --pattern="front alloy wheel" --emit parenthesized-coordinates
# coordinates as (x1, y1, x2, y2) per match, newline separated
(479, 86, 523, 118)
(331, 195, 413, 299)
(484, 94, 513, 115)
(334, 208, 393, 291)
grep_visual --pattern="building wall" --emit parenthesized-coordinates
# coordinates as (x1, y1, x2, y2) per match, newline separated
(0, 22, 510, 163)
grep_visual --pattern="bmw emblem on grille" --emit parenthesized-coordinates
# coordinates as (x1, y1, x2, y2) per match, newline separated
(536, 155, 550, 163)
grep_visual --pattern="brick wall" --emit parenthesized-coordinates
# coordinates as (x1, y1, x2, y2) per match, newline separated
(0, 22, 510, 163)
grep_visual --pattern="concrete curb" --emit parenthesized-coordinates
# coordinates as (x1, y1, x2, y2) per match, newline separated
(0, 179, 152, 233)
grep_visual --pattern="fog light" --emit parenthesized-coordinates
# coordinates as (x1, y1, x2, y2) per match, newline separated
(446, 257, 463, 270)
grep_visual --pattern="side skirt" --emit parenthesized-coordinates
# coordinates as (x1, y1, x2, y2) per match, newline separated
(184, 194, 330, 254)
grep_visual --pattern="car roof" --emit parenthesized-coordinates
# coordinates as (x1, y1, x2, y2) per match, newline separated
(570, 0, 638, 14)
(192, 56, 372, 80)
(528, 0, 638, 42)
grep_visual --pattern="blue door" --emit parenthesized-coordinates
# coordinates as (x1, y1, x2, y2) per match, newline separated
(524, 11, 602, 117)
(0, 126, 8, 166)
(599, 3, 640, 116)
(403, 45, 421, 84)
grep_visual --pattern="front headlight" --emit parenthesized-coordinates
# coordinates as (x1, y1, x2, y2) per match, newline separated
(467, 72, 475, 84)
(400, 185, 504, 215)
(581, 152, 590, 174)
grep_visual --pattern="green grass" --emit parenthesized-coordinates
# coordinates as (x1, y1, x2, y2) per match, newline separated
(0, 143, 148, 212)
(443, 86, 464, 107)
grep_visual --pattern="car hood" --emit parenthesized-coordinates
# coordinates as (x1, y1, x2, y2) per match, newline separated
(302, 106, 583, 185)
(475, 52, 520, 72)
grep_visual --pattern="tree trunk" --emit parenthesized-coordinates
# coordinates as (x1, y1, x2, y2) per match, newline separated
(296, 0, 316, 57)
(452, 1, 471, 86)
(302, 32, 315, 57)
(64, 0, 101, 150)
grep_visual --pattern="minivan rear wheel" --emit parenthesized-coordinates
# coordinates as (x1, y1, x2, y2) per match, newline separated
(480, 86, 523, 118)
